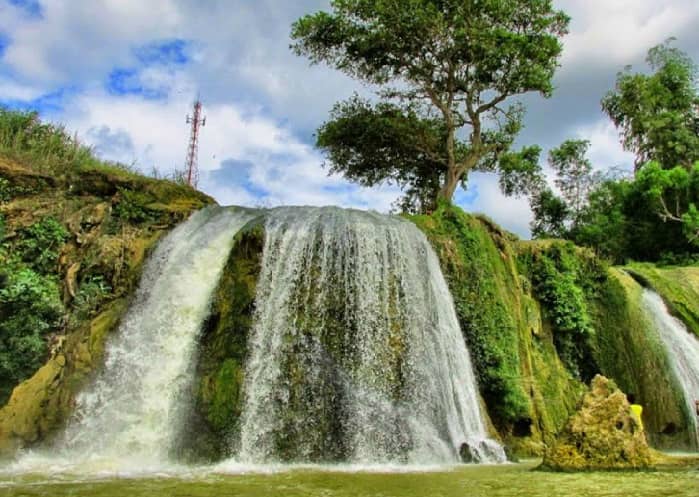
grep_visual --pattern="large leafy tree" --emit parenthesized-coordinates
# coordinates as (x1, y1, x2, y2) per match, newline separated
(602, 40, 699, 172)
(291, 0, 570, 210)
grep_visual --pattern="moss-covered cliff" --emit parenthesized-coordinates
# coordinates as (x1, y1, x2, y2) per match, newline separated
(625, 264, 699, 338)
(409, 206, 587, 455)
(409, 204, 698, 455)
(0, 154, 212, 456)
(589, 269, 691, 448)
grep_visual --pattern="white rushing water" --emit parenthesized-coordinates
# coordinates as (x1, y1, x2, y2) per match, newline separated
(641, 289, 699, 449)
(237, 207, 505, 464)
(12, 207, 256, 473)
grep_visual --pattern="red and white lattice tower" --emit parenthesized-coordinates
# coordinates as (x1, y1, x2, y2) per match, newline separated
(184, 98, 206, 187)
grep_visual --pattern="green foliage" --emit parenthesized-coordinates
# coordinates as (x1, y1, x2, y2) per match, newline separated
(602, 40, 699, 171)
(634, 162, 699, 246)
(531, 148, 699, 263)
(521, 243, 601, 380)
(548, 140, 597, 219)
(0, 108, 95, 176)
(317, 96, 447, 213)
(410, 205, 531, 427)
(0, 177, 34, 203)
(0, 266, 64, 404)
(570, 179, 629, 262)
(530, 189, 570, 239)
(15, 217, 69, 273)
(72, 275, 112, 320)
(292, 0, 569, 207)
(113, 188, 157, 224)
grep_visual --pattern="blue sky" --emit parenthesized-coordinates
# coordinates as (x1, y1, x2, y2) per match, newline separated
(0, 1, 697, 237)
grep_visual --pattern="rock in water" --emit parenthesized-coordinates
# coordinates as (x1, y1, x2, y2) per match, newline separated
(542, 375, 653, 471)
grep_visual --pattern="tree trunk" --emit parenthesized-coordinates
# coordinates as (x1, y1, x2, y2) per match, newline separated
(437, 120, 459, 203)
(438, 169, 460, 202)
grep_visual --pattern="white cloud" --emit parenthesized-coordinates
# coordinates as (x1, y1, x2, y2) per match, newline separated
(572, 119, 635, 172)
(462, 173, 533, 238)
(0, 0, 181, 85)
(557, 0, 699, 68)
(2, 0, 697, 239)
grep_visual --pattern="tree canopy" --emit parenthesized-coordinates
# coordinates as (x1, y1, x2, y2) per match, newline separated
(291, 0, 569, 211)
(602, 39, 699, 172)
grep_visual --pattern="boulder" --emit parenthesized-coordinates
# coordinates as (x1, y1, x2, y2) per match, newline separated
(541, 375, 653, 471)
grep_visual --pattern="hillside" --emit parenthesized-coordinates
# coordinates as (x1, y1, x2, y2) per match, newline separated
(0, 111, 212, 453)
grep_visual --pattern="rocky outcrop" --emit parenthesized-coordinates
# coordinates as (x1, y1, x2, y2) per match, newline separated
(0, 155, 213, 458)
(542, 375, 653, 471)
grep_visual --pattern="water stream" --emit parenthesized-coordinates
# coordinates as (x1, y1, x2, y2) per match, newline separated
(17, 207, 257, 472)
(236, 207, 504, 464)
(641, 289, 699, 449)
(9, 205, 503, 473)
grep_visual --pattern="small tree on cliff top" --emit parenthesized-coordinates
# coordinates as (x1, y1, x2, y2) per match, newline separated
(292, 0, 569, 211)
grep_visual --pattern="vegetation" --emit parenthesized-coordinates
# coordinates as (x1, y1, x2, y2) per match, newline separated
(527, 43, 699, 264)
(602, 39, 699, 172)
(519, 242, 600, 381)
(0, 108, 213, 452)
(292, 0, 569, 211)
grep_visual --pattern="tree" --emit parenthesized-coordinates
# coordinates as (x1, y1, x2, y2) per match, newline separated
(530, 188, 569, 239)
(548, 140, 596, 220)
(633, 161, 699, 247)
(528, 139, 600, 239)
(291, 0, 570, 209)
(602, 40, 699, 172)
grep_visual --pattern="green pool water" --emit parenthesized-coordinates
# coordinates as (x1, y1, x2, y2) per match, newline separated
(1, 461, 697, 497)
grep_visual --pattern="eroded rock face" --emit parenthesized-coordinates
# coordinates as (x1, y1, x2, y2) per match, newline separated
(542, 375, 653, 471)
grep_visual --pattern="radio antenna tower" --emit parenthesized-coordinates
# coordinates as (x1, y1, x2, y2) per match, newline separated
(184, 97, 206, 187)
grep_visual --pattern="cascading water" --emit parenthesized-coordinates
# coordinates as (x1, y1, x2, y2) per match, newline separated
(641, 289, 699, 449)
(237, 206, 505, 464)
(44, 206, 256, 469)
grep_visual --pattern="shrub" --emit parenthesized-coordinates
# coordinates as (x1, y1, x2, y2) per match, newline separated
(0, 266, 64, 404)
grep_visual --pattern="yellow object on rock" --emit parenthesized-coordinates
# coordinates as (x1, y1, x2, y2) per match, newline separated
(630, 404, 644, 430)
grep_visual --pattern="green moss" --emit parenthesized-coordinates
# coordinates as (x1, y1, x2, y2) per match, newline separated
(625, 263, 699, 338)
(590, 269, 695, 449)
(183, 220, 264, 460)
(409, 205, 585, 453)
(410, 205, 530, 428)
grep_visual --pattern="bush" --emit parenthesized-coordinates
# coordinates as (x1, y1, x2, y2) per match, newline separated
(16, 217, 69, 273)
(524, 243, 601, 380)
(0, 266, 64, 404)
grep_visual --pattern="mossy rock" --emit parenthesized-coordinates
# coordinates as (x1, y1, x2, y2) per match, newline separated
(410, 205, 585, 456)
(180, 219, 265, 461)
(0, 300, 126, 458)
(542, 375, 653, 471)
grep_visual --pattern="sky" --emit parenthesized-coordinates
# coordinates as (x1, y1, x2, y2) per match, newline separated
(0, 0, 697, 237)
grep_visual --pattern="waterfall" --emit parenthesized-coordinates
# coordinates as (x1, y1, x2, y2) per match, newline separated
(55, 207, 256, 467)
(641, 289, 699, 449)
(237, 206, 505, 464)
